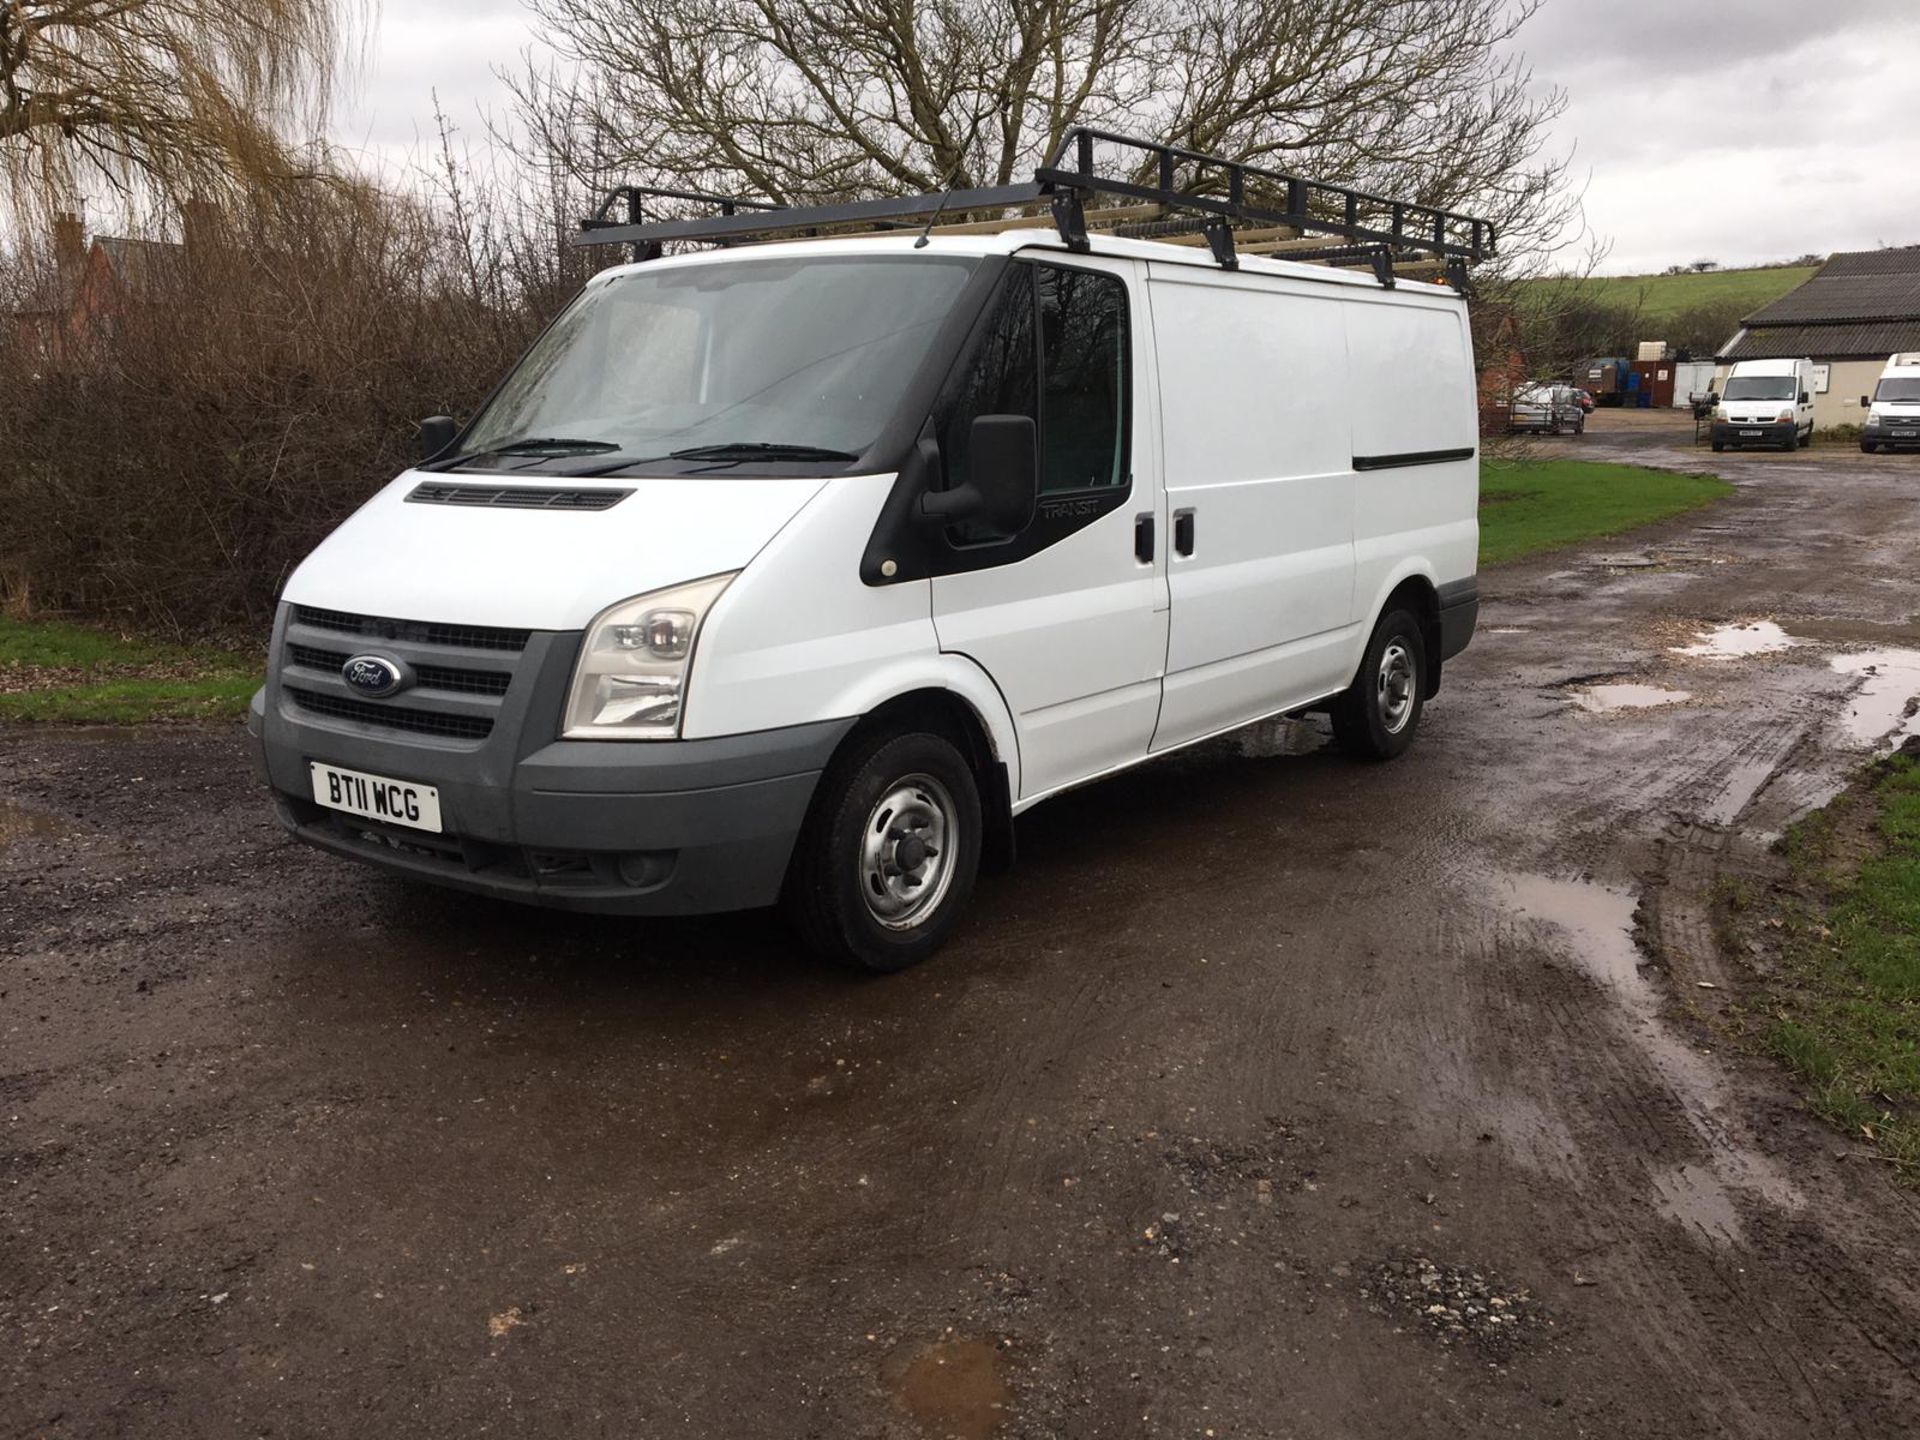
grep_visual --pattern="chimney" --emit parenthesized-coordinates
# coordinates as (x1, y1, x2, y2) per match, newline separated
(53, 212, 85, 273)
(180, 196, 223, 257)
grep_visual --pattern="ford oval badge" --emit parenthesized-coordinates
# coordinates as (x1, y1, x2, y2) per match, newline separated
(342, 654, 406, 698)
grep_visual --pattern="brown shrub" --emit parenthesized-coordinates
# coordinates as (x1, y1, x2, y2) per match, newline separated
(0, 174, 587, 634)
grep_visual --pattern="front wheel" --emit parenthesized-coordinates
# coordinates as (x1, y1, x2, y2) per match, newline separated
(1797, 427, 1811, 448)
(1331, 607, 1427, 760)
(1862, 441, 1878, 454)
(782, 729, 982, 972)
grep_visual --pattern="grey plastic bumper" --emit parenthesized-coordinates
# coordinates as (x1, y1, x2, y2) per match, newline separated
(1437, 577, 1477, 663)
(253, 607, 853, 915)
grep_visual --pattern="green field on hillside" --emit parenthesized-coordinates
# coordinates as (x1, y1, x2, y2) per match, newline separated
(1525, 265, 1817, 328)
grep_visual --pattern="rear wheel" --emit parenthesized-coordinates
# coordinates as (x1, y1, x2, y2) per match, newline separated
(782, 729, 982, 972)
(1331, 607, 1427, 761)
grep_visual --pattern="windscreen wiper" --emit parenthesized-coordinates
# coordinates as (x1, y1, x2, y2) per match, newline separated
(667, 442, 859, 462)
(461, 437, 622, 460)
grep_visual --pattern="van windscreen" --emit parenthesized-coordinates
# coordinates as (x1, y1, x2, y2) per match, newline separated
(1874, 377, 1920, 402)
(1721, 375, 1796, 401)
(456, 255, 977, 470)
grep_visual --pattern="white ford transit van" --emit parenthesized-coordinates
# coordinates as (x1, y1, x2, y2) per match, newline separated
(1711, 357, 1816, 451)
(1860, 352, 1920, 453)
(248, 134, 1485, 969)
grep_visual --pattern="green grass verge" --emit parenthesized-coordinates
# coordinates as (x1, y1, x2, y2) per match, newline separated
(1521, 265, 1816, 329)
(1479, 459, 1733, 566)
(0, 616, 259, 725)
(1762, 756, 1920, 1175)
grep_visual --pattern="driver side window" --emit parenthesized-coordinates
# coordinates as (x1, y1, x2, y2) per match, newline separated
(940, 261, 1132, 498)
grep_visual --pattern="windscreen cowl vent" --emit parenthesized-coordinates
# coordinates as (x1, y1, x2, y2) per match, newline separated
(406, 482, 632, 512)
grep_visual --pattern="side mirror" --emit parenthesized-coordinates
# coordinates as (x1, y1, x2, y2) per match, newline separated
(1799, 392, 1810, 405)
(1861, 395, 1871, 408)
(921, 414, 1038, 538)
(417, 415, 459, 462)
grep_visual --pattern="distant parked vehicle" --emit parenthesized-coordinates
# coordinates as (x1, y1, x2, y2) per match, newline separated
(1859, 352, 1920, 453)
(1711, 358, 1815, 452)
(1573, 388, 1596, 413)
(1510, 383, 1586, 435)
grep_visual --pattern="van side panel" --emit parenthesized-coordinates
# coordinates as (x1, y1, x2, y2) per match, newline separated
(1345, 296, 1480, 630)
(1147, 266, 1359, 748)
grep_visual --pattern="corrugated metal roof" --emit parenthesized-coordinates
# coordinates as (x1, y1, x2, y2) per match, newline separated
(1718, 321, 1920, 360)
(1744, 247, 1920, 326)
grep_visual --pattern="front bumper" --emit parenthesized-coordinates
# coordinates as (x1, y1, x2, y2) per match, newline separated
(252, 608, 851, 915)
(1711, 420, 1795, 447)
(1864, 419, 1920, 448)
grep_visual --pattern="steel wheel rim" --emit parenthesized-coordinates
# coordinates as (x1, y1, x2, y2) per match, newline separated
(1377, 641, 1416, 735)
(859, 773, 957, 930)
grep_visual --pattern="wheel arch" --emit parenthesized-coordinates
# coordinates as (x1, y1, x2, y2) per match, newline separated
(1357, 566, 1444, 698)
(820, 676, 1019, 875)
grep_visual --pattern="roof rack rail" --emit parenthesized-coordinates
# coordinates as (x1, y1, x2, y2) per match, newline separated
(574, 128, 1493, 285)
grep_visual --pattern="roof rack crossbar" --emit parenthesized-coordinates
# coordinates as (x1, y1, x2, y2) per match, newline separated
(571, 127, 1494, 278)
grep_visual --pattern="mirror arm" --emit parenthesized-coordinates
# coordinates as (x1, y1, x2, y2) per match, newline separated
(921, 484, 982, 519)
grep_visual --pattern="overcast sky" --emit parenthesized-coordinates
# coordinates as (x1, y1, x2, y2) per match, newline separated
(332, 0, 1920, 277)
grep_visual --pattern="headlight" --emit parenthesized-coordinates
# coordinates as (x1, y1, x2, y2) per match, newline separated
(564, 574, 735, 739)
(1776, 410, 1795, 424)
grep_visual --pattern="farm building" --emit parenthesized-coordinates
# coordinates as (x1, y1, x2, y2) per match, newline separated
(1717, 247, 1920, 428)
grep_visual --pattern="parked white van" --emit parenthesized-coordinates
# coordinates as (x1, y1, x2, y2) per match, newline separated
(248, 135, 1486, 969)
(1859, 352, 1920, 454)
(1711, 357, 1816, 451)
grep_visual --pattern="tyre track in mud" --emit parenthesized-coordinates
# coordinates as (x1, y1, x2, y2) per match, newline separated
(5, 416, 1920, 1437)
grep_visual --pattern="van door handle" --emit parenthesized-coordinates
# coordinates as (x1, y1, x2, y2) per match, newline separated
(1173, 508, 1196, 557)
(1135, 512, 1155, 563)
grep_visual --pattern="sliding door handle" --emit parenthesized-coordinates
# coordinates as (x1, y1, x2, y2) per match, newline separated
(1173, 507, 1196, 557)
(1135, 512, 1155, 563)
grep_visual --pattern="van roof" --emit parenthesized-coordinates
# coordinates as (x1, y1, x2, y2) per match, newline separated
(589, 229, 1464, 301)
(1727, 357, 1808, 374)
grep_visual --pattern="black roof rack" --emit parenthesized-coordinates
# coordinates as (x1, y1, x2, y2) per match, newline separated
(575, 128, 1493, 286)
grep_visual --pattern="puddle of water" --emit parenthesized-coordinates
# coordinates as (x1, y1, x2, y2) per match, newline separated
(888, 1337, 1010, 1440)
(1703, 756, 1779, 828)
(1499, 873, 1801, 1238)
(1830, 650, 1920, 749)
(1652, 1163, 1744, 1246)
(0, 800, 69, 849)
(1571, 683, 1691, 714)
(1672, 621, 1799, 659)
(1505, 874, 1648, 997)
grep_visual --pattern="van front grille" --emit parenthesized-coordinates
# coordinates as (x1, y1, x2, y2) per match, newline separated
(292, 606, 530, 654)
(285, 686, 495, 741)
(285, 643, 513, 698)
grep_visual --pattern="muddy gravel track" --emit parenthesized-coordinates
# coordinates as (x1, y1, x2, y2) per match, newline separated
(5, 414, 1920, 1439)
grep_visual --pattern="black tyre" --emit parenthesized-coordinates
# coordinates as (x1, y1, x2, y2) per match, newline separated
(1798, 426, 1811, 448)
(1330, 607, 1427, 760)
(1711, 440, 1725, 452)
(1862, 441, 1878, 454)
(782, 729, 982, 972)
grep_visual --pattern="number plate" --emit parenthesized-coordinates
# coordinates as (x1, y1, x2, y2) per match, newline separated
(1739, 429, 1762, 437)
(1895, 428, 1917, 439)
(310, 761, 442, 833)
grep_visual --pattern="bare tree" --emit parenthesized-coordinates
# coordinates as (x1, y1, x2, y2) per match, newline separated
(0, 0, 358, 216)
(509, 0, 1580, 271)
